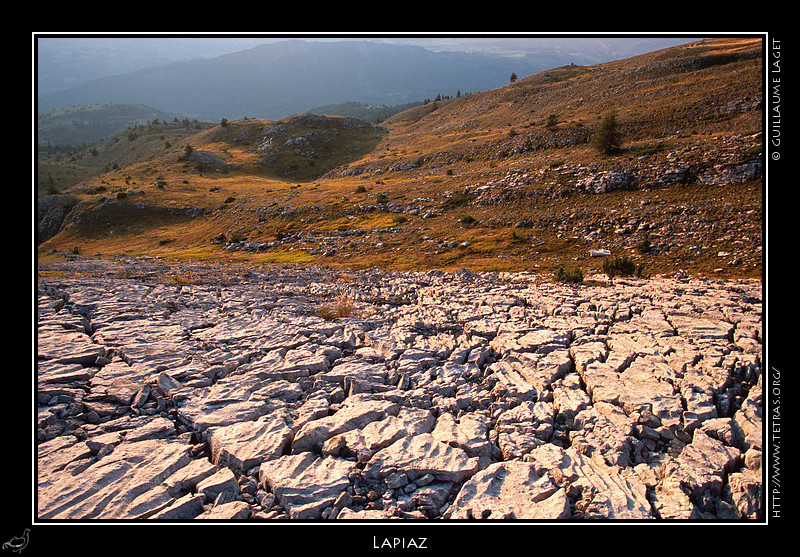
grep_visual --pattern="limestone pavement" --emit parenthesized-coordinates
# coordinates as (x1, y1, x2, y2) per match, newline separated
(36, 258, 763, 520)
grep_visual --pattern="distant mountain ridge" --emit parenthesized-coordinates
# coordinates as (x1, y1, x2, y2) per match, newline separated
(36, 39, 588, 121)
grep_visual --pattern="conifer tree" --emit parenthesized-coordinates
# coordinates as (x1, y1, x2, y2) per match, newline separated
(592, 109, 622, 155)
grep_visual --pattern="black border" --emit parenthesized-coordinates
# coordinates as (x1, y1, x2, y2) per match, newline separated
(27, 30, 782, 554)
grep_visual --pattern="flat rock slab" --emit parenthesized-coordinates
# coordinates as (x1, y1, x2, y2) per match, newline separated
(523, 443, 653, 519)
(207, 412, 294, 473)
(37, 329, 107, 366)
(445, 460, 570, 519)
(291, 394, 400, 453)
(38, 438, 193, 519)
(259, 452, 356, 519)
(364, 433, 481, 483)
(322, 406, 436, 460)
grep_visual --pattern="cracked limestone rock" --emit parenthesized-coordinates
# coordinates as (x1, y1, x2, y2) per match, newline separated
(444, 460, 570, 519)
(36, 259, 764, 521)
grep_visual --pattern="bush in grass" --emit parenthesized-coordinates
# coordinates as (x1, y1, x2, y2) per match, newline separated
(636, 238, 652, 254)
(441, 191, 476, 210)
(555, 266, 584, 284)
(602, 256, 645, 278)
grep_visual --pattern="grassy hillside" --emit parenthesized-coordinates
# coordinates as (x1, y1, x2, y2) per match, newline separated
(37, 115, 214, 195)
(37, 103, 186, 147)
(307, 101, 425, 122)
(37, 38, 764, 280)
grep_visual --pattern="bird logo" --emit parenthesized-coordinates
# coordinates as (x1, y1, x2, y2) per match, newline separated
(2, 529, 29, 553)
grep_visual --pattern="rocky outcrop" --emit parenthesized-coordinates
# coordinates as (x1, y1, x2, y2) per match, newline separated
(37, 194, 78, 244)
(36, 258, 763, 520)
(251, 113, 384, 170)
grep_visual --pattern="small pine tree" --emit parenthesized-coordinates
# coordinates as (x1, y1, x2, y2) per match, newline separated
(182, 144, 194, 159)
(592, 110, 622, 155)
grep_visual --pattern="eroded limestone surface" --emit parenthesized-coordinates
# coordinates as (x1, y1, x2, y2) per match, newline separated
(37, 259, 763, 520)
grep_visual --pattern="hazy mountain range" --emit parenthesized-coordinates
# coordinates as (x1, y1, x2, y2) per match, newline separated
(36, 36, 701, 122)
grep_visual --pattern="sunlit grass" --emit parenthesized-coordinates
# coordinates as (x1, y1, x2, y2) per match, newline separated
(37, 39, 763, 281)
(315, 290, 358, 320)
(258, 250, 315, 265)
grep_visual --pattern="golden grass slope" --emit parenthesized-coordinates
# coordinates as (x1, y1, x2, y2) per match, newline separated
(37, 37, 764, 280)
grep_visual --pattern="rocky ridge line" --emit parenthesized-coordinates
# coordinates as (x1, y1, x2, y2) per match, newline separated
(37, 258, 763, 520)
